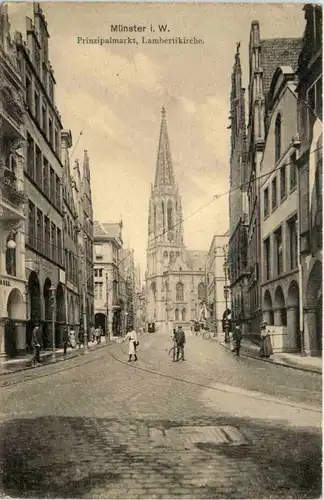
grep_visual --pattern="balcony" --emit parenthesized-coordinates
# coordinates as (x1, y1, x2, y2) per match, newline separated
(0, 85, 25, 139)
(0, 164, 27, 219)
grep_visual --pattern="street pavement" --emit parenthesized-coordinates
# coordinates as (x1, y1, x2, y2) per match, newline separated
(0, 330, 321, 499)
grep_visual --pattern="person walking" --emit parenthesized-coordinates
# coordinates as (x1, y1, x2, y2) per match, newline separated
(31, 324, 41, 367)
(260, 321, 273, 358)
(63, 326, 70, 358)
(232, 324, 243, 357)
(90, 325, 95, 343)
(122, 326, 138, 362)
(95, 326, 101, 344)
(175, 326, 186, 361)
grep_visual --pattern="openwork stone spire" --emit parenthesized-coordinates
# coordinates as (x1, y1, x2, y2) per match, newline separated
(154, 106, 175, 188)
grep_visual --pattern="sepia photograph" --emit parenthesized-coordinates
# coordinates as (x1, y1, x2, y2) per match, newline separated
(0, 1, 322, 498)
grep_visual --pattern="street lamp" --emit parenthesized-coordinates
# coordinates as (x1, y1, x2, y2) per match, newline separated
(82, 234, 89, 354)
(49, 285, 56, 361)
(223, 258, 230, 343)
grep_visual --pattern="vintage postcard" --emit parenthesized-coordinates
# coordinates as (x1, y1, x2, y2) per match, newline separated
(0, 1, 322, 498)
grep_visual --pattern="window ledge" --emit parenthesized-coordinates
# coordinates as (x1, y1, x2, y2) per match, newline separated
(290, 185, 297, 194)
(280, 195, 287, 204)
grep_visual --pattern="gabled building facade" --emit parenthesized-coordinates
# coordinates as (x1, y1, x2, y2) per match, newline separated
(260, 65, 301, 353)
(16, 3, 67, 349)
(146, 108, 207, 331)
(228, 42, 250, 333)
(246, 21, 302, 333)
(93, 221, 123, 337)
(0, 4, 27, 357)
(296, 4, 322, 356)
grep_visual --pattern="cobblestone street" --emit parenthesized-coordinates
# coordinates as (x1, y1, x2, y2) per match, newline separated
(0, 332, 321, 499)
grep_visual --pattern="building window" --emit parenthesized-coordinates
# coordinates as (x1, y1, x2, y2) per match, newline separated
(95, 244, 103, 259)
(26, 73, 32, 110)
(44, 217, 50, 257)
(98, 283, 103, 300)
(274, 227, 283, 276)
(175, 308, 179, 321)
(94, 282, 99, 300)
(272, 177, 277, 211)
(35, 146, 42, 188)
(34, 46, 41, 75)
(264, 237, 271, 281)
(288, 217, 298, 270)
(198, 283, 206, 301)
(6, 235, 16, 276)
(49, 79, 54, 102)
(275, 114, 281, 163)
(51, 222, 56, 261)
(176, 282, 184, 301)
(50, 167, 55, 204)
(34, 90, 40, 124)
(28, 201, 36, 247)
(42, 62, 47, 89)
(95, 269, 103, 278)
(27, 134, 34, 179)
(280, 165, 286, 201)
(57, 228, 62, 265)
(182, 309, 186, 321)
(167, 201, 173, 229)
(290, 152, 297, 190)
(36, 209, 43, 253)
(42, 105, 47, 135)
(43, 158, 49, 197)
(264, 188, 269, 218)
(48, 117, 53, 146)
(55, 128, 60, 156)
(55, 175, 61, 210)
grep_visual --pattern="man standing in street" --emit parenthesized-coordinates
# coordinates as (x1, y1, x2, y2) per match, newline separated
(63, 326, 70, 358)
(176, 326, 186, 361)
(232, 323, 243, 357)
(31, 324, 41, 367)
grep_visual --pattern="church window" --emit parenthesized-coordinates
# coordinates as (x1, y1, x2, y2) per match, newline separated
(176, 252, 180, 257)
(169, 251, 174, 264)
(167, 201, 173, 229)
(198, 283, 206, 300)
(176, 282, 184, 301)
(162, 201, 165, 232)
(182, 309, 186, 321)
(175, 308, 179, 321)
(163, 251, 168, 259)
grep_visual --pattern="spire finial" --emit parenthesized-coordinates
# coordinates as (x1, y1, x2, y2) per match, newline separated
(161, 105, 166, 118)
(236, 41, 241, 55)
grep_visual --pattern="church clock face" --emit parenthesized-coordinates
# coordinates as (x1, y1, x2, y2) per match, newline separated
(168, 230, 175, 242)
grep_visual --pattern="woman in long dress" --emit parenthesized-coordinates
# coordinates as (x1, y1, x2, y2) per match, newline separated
(260, 321, 273, 358)
(123, 327, 138, 362)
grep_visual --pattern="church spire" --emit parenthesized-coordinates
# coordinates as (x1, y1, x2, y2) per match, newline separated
(154, 106, 175, 188)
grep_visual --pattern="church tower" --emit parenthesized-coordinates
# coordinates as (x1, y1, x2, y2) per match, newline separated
(146, 107, 185, 324)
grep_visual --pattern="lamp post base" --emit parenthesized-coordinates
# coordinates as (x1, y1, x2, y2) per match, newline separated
(84, 333, 88, 354)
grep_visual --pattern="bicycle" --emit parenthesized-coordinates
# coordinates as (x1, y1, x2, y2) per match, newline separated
(168, 342, 180, 362)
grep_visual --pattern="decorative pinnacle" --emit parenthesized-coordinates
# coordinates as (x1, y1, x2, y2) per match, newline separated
(161, 106, 166, 118)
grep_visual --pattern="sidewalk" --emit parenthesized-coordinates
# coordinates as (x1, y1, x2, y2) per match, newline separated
(219, 335, 322, 375)
(0, 336, 112, 376)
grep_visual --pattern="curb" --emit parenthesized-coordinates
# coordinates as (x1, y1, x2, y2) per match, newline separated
(220, 341, 322, 375)
(0, 341, 112, 377)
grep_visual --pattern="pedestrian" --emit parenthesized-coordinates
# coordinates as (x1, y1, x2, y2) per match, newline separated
(78, 327, 84, 349)
(98, 326, 103, 344)
(260, 321, 273, 358)
(122, 326, 138, 362)
(232, 324, 242, 357)
(90, 325, 95, 343)
(95, 326, 101, 344)
(175, 326, 186, 361)
(69, 328, 76, 348)
(63, 325, 69, 358)
(31, 324, 41, 366)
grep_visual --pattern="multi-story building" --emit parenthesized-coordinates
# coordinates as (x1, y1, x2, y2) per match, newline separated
(120, 248, 136, 332)
(146, 107, 207, 331)
(61, 130, 79, 332)
(0, 4, 27, 358)
(206, 233, 229, 334)
(93, 221, 123, 337)
(246, 21, 302, 333)
(260, 65, 301, 353)
(296, 4, 322, 356)
(228, 43, 250, 332)
(15, 3, 68, 349)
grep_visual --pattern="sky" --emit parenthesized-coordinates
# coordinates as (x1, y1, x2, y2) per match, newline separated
(7, 1, 305, 276)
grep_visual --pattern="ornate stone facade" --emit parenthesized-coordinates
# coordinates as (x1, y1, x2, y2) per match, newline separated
(146, 108, 207, 331)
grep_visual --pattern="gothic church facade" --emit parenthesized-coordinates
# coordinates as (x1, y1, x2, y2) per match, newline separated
(146, 108, 207, 330)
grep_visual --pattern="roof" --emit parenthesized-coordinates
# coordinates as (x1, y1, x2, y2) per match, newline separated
(261, 38, 303, 97)
(154, 107, 176, 188)
(185, 250, 207, 271)
(94, 221, 122, 241)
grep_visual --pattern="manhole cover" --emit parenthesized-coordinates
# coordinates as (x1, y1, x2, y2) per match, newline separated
(149, 426, 248, 448)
